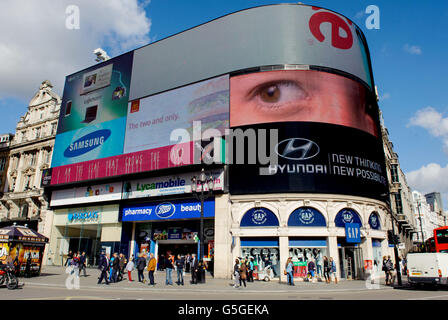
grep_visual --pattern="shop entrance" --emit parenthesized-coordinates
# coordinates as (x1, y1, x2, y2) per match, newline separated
(157, 242, 198, 258)
(338, 246, 364, 280)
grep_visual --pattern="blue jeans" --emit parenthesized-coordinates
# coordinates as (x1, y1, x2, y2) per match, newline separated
(316, 264, 322, 276)
(166, 268, 173, 285)
(287, 271, 294, 285)
(177, 268, 184, 285)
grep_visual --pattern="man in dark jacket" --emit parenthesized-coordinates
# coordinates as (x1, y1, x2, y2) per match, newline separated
(97, 253, 110, 285)
(111, 253, 120, 283)
(118, 253, 126, 281)
(136, 253, 146, 283)
(190, 253, 199, 284)
(79, 252, 87, 277)
(175, 254, 185, 286)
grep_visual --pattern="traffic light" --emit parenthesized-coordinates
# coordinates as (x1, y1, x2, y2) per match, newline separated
(387, 230, 399, 244)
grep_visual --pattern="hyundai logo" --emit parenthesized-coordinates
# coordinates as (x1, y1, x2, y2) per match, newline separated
(155, 203, 176, 219)
(275, 138, 320, 160)
(64, 129, 111, 158)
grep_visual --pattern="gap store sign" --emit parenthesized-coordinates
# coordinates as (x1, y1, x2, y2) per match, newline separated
(121, 198, 215, 222)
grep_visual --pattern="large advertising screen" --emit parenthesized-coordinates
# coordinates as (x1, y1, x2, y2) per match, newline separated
(124, 75, 229, 154)
(51, 52, 134, 167)
(228, 69, 388, 200)
(50, 75, 229, 185)
(50, 182, 123, 207)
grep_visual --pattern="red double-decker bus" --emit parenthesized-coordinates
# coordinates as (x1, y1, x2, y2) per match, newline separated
(433, 227, 448, 253)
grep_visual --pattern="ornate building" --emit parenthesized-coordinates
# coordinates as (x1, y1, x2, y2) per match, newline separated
(0, 133, 14, 195)
(0, 81, 61, 240)
(380, 113, 418, 254)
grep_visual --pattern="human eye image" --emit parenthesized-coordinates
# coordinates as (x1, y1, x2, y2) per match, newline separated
(230, 70, 378, 137)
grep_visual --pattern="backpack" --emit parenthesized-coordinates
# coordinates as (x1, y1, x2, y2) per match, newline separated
(386, 260, 393, 271)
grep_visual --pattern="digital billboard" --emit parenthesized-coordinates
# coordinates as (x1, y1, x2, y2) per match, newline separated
(51, 52, 133, 167)
(50, 182, 123, 207)
(124, 75, 229, 154)
(228, 69, 388, 200)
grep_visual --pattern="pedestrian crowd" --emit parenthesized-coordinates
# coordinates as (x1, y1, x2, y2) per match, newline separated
(96, 251, 210, 286)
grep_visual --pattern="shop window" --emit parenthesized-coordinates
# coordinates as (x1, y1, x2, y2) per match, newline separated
(240, 207, 279, 227)
(288, 238, 328, 279)
(334, 208, 362, 228)
(288, 207, 326, 227)
(240, 237, 280, 279)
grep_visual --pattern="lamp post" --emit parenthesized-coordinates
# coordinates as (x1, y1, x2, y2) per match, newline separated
(382, 192, 402, 287)
(191, 168, 215, 261)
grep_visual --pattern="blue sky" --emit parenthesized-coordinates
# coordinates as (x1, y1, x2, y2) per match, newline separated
(1, 0, 447, 206)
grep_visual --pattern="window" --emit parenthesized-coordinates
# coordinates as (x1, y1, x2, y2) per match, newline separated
(35, 127, 41, 139)
(0, 157, 6, 171)
(394, 192, 403, 214)
(51, 122, 57, 135)
(391, 164, 399, 183)
(45, 149, 52, 163)
(29, 153, 36, 166)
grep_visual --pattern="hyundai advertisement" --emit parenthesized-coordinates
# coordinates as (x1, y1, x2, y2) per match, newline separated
(228, 69, 388, 200)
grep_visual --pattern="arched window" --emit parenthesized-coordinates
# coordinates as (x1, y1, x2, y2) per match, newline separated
(334, 208, 362, 227)
(240, 207, 279, 227)
(288, 207, 326, 227)
(368, 212, 381, 230)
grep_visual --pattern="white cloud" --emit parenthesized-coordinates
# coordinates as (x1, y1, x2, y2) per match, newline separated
(0, 0, 151, 101)
(406, 163, 448, 208)
(408, 107, 448, 154)
(380, 92, 391, 101)
(403, 44, 422, 55)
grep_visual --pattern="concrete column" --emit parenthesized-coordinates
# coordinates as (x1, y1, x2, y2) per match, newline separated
(279, 235, 288, 283)
(327, 235, 339, 279)
(130, 222, 136, 257)
(214, 194, 231, 279)
(361, 235, 373, 280)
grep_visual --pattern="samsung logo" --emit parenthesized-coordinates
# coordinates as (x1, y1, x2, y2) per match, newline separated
(64, 129, 111, 158)
(155, 203, 176, 219)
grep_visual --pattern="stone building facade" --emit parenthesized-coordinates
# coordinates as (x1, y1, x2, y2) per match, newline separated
(0, 81, 61, 244)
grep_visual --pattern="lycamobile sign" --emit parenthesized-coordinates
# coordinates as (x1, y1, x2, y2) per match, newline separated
(122, 170, 223, 200)
(136, 178, 185, 191)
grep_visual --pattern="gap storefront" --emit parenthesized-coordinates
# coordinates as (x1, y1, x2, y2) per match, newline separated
(121, 198, 215, 264)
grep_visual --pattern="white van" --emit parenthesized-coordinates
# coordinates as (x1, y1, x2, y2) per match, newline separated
(407, 253, 448, 287)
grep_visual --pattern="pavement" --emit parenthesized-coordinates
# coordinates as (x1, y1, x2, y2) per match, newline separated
(19, 265, 397, 293)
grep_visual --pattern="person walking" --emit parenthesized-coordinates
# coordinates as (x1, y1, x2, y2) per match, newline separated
(147, 253, 157, 286)
(165, 254, 174, 285)
(385, 256, 394, 286)
(64, 250, 73, 267)
(118, 253, 126, 281)
(126, 256, 134, 282)
(79, 252, 87, 277)
(111, 253, 120, 283)
(185, 253, 191, 273)
(248, 258, 254, 282)
(97, 253, 110, 285)
(329, 257, 338, 284)
(25, 254, 32, 278)
(285, 257, 294, 286)
(308, 259, 316, 281)
(175, 254, 185, 286)
(323, 256, 330, 284)
(233, 258, 240, 288)
(190, 254, 198, 284)
(137, 253, 146, 283)
(239, 260, 247, 288)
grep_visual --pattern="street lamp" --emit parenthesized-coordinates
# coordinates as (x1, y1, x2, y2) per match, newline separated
(191, 168, 215, 261)
(381, 192, 403, 287)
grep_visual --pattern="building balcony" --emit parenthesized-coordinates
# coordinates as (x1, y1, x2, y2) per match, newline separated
(2, 188, 43, 200)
